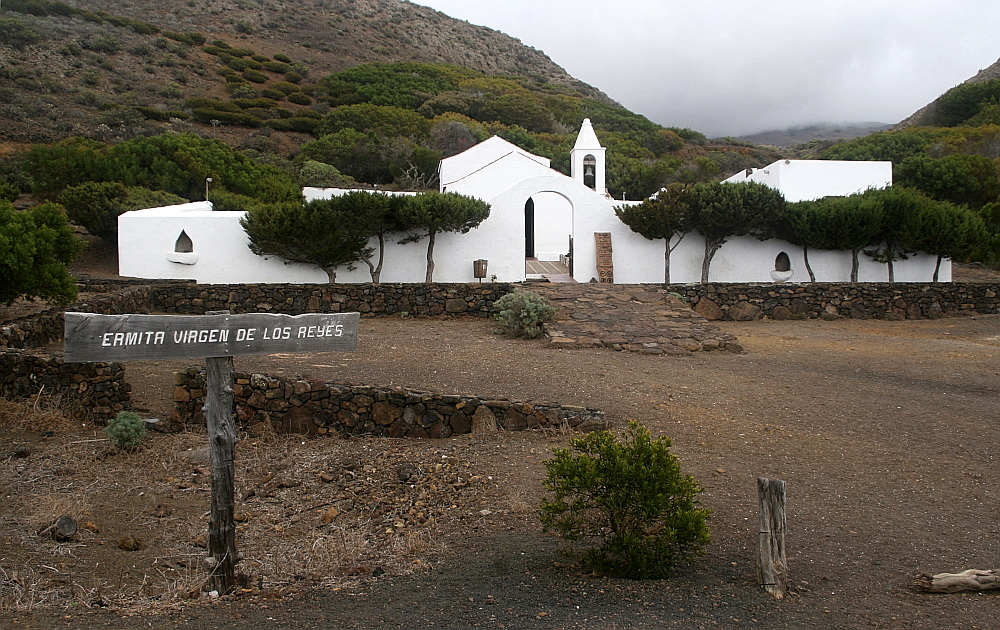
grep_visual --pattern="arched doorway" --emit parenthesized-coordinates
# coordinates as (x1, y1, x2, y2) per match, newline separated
(524, 198, 535, 257)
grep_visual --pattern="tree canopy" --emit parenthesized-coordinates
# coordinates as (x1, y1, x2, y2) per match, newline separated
(240, 200, 371, 283)
(688, 181, 785, 283)
(398, 192, 491, 282)
(0, 201, 83, 305)
(614, 183, 696, 284)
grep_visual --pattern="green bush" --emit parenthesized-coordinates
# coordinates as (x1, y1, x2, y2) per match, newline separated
(103, 411, 146, 451)
(243, 68, 268, 84)
(539, 421, 711, 579)
(0, 18, 44, 49)
(492, 290, 555, 339)
(0, 180, 19, 202)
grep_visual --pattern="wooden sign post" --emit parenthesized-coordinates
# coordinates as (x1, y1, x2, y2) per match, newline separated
(65, 310, 360, 594)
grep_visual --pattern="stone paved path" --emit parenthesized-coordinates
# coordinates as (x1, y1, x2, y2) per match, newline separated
(530, 283, 743, 354)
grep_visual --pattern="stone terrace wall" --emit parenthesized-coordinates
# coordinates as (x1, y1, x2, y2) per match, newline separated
(173, 369, 608, 438)
(0, 350, 130, 418)
(149, 283, 518, 317)
(678, 283, 1000, 321)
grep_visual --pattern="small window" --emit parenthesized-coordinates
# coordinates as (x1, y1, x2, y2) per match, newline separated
(774, 251, 791, 272)
(174, 230, 193, 253)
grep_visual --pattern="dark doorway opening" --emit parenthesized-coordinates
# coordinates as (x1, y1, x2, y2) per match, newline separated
(524, 198, 535, 257)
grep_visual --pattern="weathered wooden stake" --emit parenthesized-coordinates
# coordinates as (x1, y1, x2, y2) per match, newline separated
(756, 476, 787, 599)
(204, 309, 237, 595)
(205, 354, 236, 594)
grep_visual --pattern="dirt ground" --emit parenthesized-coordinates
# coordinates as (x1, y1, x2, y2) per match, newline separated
(2, 258, 1000, 628)
(2, 311, 1000, 628)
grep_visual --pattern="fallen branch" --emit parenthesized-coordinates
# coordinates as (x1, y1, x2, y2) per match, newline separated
(914, 569, 1000, 593)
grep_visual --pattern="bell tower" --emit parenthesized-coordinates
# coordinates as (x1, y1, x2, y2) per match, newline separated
(571, 118, 607, 196)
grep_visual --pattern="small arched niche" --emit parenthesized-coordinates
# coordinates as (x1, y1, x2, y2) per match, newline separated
(774, 251, 791, 272)
(770, 251, 793, 283)
(166, 229, 199, 265)
(174, 230, 193, 253)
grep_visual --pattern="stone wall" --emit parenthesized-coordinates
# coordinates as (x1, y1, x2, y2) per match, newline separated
(173, 369, 607, 438)
(0, 350, 130, 418)
(677, 283, 1000, 321)
(149, 282, 518, 317)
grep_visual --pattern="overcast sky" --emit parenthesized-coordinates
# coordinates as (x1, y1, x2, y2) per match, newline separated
(413, 1, 1000, 138)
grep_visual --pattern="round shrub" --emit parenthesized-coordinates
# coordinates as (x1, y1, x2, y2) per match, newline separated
(539, 421, 711, 578)
(493, 290, 555, 339)
(243, 69, 268, 84)
(104, 411, 147, 451)
(286, 92, 312, 106)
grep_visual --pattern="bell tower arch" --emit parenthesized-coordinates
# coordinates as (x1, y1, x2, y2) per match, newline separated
(571, 118, 607, 196)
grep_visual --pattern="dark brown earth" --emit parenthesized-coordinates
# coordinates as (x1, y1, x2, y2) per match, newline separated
(3, 262, 1000, 629)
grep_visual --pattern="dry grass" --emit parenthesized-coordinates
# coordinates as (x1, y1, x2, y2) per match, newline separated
(0, 395, 536, 612)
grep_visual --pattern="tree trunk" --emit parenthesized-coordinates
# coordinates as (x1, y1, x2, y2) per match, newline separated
(701, 239, 721, 284)
(914, 569, 1000, 593)
(933, 254, 943, 283)
(424, 230, 436, 283)
(850, 248, 861, 283)
(663, 240, 671, 285)
(205, 353, 237, 595)
(372, 233, 385, 284)
(322, 267, 337, 283)
(887, 255, 895, 283)
(802, 246, 816, 283)
(756, 477, 787, 599)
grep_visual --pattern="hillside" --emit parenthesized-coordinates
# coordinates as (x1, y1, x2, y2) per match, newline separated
(0, 0, 783, 200)
(0, 0, 607, 148)
(735, 122, 892, 149)
(895, 56, 1000, 129)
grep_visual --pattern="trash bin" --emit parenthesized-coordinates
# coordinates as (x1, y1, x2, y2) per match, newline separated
(473, 259, 488, 281)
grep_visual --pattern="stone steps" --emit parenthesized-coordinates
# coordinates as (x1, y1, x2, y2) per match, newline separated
(530, 284, 742, 354)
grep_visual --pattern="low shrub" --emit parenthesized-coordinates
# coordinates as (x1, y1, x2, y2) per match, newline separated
(539, 421, 711, 578)
(286, 92, 312, 106)
(492, 290, 555, 339)
(103, 411, 146, 451)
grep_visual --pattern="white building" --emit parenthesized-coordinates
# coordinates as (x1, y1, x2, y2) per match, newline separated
(118, 120, 947, 284)
(723, 159, 893, 202)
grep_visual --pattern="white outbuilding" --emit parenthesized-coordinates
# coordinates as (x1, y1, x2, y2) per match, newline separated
(117, 120, 947, 284)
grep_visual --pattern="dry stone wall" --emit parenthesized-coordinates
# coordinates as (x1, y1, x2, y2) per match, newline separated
(4, 279, 1000, 424)
(678, 283, 1000, 321)
(0, 350, 129, 418)
(149, 283, 517, 317)
(173, 369, 608, 438)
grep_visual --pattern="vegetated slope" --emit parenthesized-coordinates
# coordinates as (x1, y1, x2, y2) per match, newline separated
(0, 0, 783, 199)
(736, 122, 892, 149)
(814, 58, 1000, 263)
(0, 0, 606, 147)
(895, 56, 1000, 129)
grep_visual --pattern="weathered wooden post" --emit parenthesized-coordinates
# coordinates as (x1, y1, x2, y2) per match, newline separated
(65, 310, 359, 594)
(756, 476, 787, 599)
(203, 310, 236, 594)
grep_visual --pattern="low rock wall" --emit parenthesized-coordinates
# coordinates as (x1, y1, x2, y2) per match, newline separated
(149, 282, 518, 317)
(173, 369, 608, 438)
(0, 350, 130, 418)
(677, 283, 1000, 321)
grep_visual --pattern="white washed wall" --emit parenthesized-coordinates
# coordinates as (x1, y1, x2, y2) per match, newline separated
(723, 159, 893, 202)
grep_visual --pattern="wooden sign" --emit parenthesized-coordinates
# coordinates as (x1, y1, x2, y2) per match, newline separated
(595, 232, 614, 283)
(64, 311, 360, 363)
